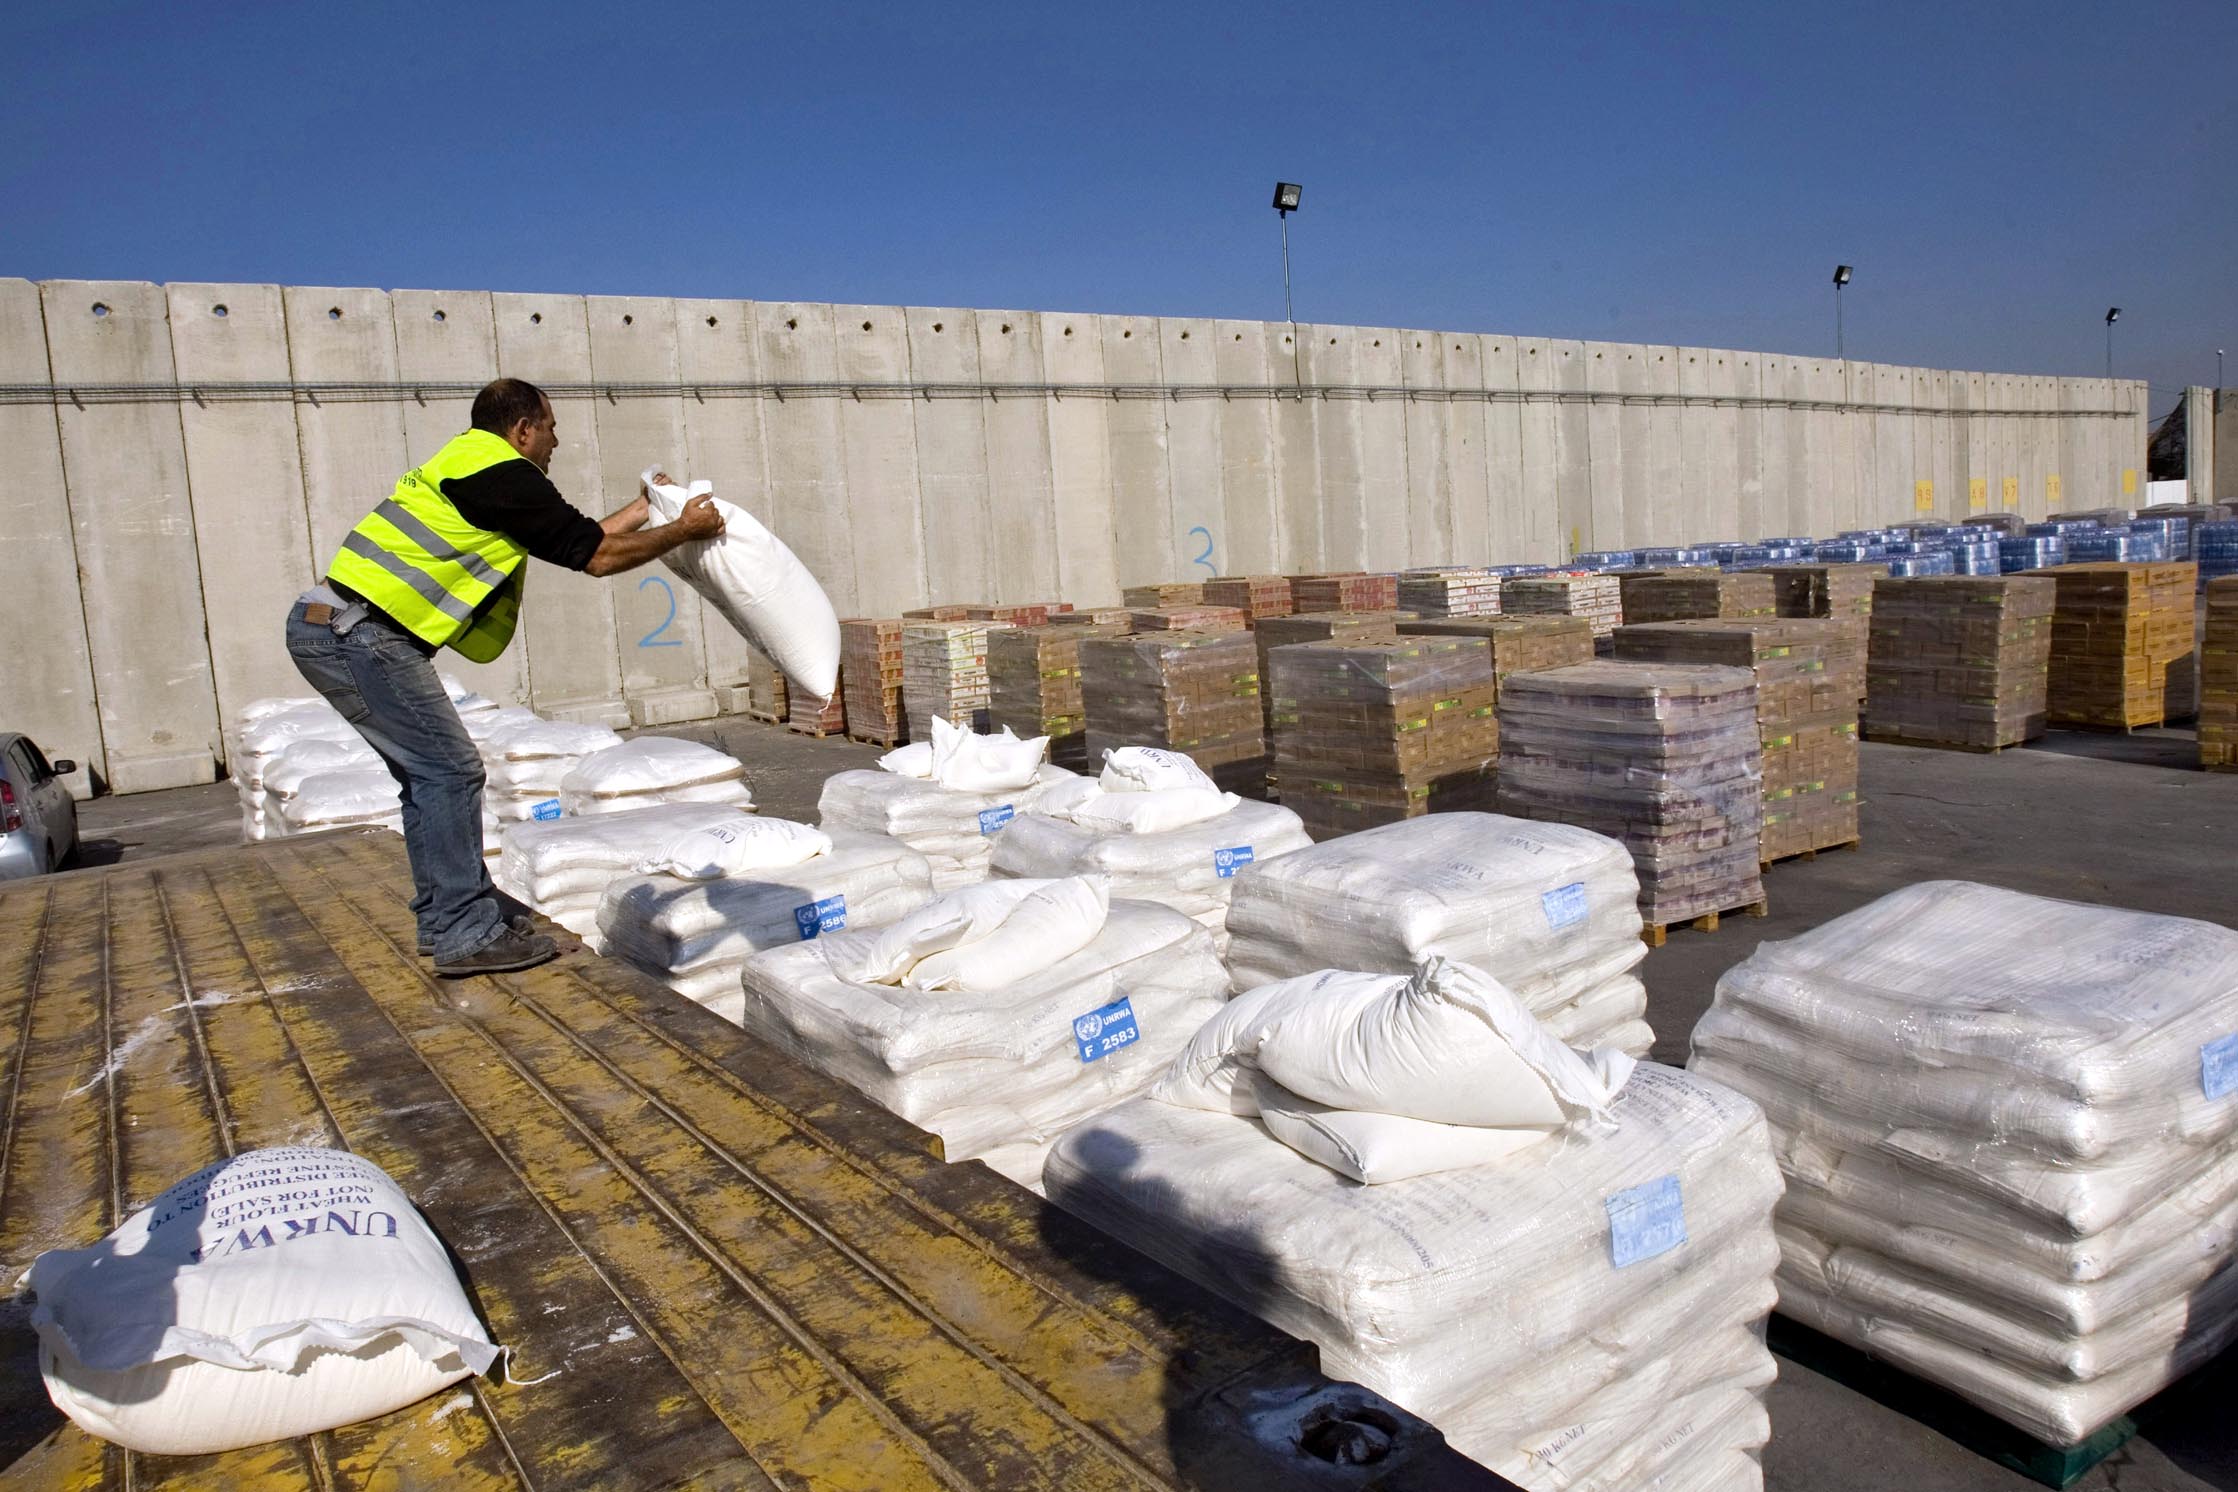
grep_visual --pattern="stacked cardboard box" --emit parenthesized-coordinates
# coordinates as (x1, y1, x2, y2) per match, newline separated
(787, 675, 846, 735)
(1498, 662, 1766, 928)
(1614, 619, 1861, 864)
(1765, 562, 1885, 705)
(1266, 637, 1498, 839)
(1291, 573, 1399, 613)
(1080, 631, 1267, 794)
(1395, 615, 1597, 701)
(988, 623, 1125, 770)
(1203, 574, 1295, 623)
(2038, 563, 2199, 729)
(1128, 605, 1248, 633)
(1864, 576, 2055, 750)
(840, 619, 908, 744)
(1620, 571, 1777, 625)
(2203, 577, 2238, 770)
(1052, 607, 1133, 628)
(1122, 582, 1205, 608)
(745, 648, 788, 723)
(902, 620, 1010, 738)
(965, 603, 1052, 628)
(1500, 572, 1623, 638)
(903, 605, 972, 621)
(1395, 568, 1501, 618)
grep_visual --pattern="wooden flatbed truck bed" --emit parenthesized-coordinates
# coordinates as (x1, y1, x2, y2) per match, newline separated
(0, 829, 1510, 1491)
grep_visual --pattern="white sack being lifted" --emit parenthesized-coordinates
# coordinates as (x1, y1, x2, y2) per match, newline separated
(1223, 812, 1654, 1056)
(559, 736, 754, 817)
(598, 827, 935, 1011)
(1689, 880, 2238, 1446)
(739, 877, 1229, 1189)
(819, 725, 1071, 892)
(1044, 1061, 1785, 1488)
(641, 467, 841, 701)
(497, 802, 759, 939)
(24, 1146, 499, 1457)
(992, 747, 1311, 948)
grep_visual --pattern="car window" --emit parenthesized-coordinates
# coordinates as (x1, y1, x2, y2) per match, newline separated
(1, 745, 26, 786)
(20, 742, 51, 778)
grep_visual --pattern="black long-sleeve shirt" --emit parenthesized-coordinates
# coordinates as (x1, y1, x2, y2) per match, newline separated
(441, 461, 605, 572)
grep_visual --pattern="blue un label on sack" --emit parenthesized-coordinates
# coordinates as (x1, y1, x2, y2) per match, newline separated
(1072, 997, 1140, 1063)
(1607, 1174, 1687, 1268)
(1542, 881, 1589, 930)
(978, 804, 1015, 835)
(1213, 846, 1255, 879)
(531, 799, 563, 822)
(792, 894, 846, 941)
(2204, 1034, 2238, 1101)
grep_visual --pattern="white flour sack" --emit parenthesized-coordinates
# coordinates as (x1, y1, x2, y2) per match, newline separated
(559, 736, 754, 817)
(24, 1147, 499, 1456)
(641, 467, 840, 700)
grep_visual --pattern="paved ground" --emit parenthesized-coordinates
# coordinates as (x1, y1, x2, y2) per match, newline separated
(60, 718, 2238, 1491)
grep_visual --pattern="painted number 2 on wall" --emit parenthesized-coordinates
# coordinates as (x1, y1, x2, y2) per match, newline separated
(638, 575, 682, 648)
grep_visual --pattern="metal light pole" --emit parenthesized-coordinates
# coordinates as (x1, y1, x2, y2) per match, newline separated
(2105, 307, 2120, 379)
(1273, 182, 1303, 391)
(2219, 347, 2226, 387)
(1832, 264, 1853, 359)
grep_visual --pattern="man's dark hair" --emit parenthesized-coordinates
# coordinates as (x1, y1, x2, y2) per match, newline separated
(470, 378, 549, 436)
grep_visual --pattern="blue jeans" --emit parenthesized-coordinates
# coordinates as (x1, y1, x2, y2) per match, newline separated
(284, 602, 504, 960)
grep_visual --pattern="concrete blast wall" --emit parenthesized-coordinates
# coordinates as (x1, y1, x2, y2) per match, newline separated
(0, 278, 2148, 796)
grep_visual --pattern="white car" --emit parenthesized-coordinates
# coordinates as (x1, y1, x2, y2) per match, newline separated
(0, 734, 79, 880)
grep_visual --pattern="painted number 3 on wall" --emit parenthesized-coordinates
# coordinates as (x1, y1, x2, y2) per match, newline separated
(637, 575, 682, 647)
(1187, 526, 1216, 575)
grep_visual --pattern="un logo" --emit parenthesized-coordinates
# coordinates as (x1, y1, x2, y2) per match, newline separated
(1074, 1011, 1105, 1042)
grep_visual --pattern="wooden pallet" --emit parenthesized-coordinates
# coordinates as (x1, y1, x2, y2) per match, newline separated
(1768, 1316, 2135, 1489)
(1760, 838, 1861, 873)
(1862, 730, 2034, 754)
(786, 718, 845, 739)
(847, 726, 906, 749)
(742, 706, 786, 726)
(1641, 897, 1768, 948)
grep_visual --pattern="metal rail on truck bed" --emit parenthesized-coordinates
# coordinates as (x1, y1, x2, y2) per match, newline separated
(0, 830, 1510, 1491)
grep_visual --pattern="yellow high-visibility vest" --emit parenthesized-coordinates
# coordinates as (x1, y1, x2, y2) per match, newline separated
(327, 429, 531, 662)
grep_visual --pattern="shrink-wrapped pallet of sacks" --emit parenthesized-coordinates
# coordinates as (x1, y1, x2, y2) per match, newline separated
(990, 748, 1310, 952)
(479, 717, 625, 823)
(1689, 881, 2238, 1447)
(496, 802, 761, 939)
(558, 737, 754, 818)
(597, 825, 935, 1008)
(738, 876, 1229, 1189)
(1045, 961, 1783, 1488)
(275, 767, 403, 837)
(231, 703, 361, 841)
(253, 737, 381, 839)
(1223, 813, 1655, 1055)
(818, 718, 1068, 891)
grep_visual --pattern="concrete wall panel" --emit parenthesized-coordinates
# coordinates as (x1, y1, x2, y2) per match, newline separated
(284, 288, 408, 571)
(1158, 318, 1225, 583)
(1038, 312, 1119, 604)
(1756, 355, 1795, 539)
(491, 292, 626, 726)
(1431, 332, 1482, 563)
(835, 306, 929, 611)
(1400, 330, 1450, 565)
(1212, 321, 1280, 574)
(1588, 342, 1634, 547)
(0, 280, 100, 795)
(1680, 348, 1741, 543)
(675, 297, 771, 687)
(1729, 351, 1765, 544)
(1270, 322, 1323, 571)
(905, 308, 995, 604)
(756, 302, 860, 616)
(167, 282, 319, 751)
(586, 294, 715, 725)
(975, 311, 1061, 601)
(1480, 335, 1541, 562)
(1305, 326, 1369, 569)
(1101, 313, 1174, 589)
(1645, 347, 1687, 543)
(1355, 329, 1409, 570)
(41, 280, 219, 791)
(1547, 341, 1595, 557)
(1514, 339, 1562, 558)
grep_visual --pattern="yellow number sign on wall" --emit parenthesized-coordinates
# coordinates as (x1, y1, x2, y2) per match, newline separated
(1913, 479, 1935, 513)
(2002, 477, 2019, 510)
(2122, 468, 2138, 496)
(1969, 478, 1988, 512)
(2047, 474, 2062, 509)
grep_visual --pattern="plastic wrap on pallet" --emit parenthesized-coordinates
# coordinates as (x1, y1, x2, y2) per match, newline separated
(1964, 512, 2030, 537)
(1572, 550, 1641, 572)
(1688, 881, 2238, 1446)
(1865, 576, 2054, 750)
(1944, 538, 2003, 575)
(2068, 531, 2166, 563)
(1045, 1061, 1783, 1484)
(1885, 552, 1957, 576)
(2042, 563, 2198, 729)
(2204, 578, 2238, 768)
(1080, 631, 1268, 795)
(2000, 536, 2067, 572)
(1813, 541, 1885, 562)
(2029, 519, 2105, 537)
(2201, 523, 2238, 584)
(2127, 516, 2190, 561)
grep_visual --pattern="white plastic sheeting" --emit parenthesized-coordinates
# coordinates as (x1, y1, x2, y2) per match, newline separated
(818, 763, 1073, 892)
(740, 888, 1228, 1189)
(1689, 880, 2238, 1445)
(1045, 1063, 1783, 1486)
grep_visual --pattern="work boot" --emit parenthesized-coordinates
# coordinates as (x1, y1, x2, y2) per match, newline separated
(422, 914, 539, 956)
(434, 924, 558, 978)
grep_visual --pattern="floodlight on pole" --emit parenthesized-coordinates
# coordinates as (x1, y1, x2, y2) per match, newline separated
(1832, 265, 1853, 361)
(1272, 182, 1304, 391)
(2105, 307, 2120, 380)
(2219, 348, 2226, 387)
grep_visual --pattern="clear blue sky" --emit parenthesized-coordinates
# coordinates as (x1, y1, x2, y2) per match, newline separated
(7, 1, 2232, 414)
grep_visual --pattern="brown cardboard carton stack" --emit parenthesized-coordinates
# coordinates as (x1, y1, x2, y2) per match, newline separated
(1765, 562, 1884, 704)
(902, 620, 1011, 739)
(2202, 577, 2238, 771)
(1864, 576, 2055, 750)
(1620, 572, 1778, 625)
(786, 667, 846, 735)
(1396, 567, 1502, 618)
(1500, 572, 1624, 638)
(965, 603, 1052, 627)
(1051, 608, 1134, 628)
(988, 623, 1124, 770)
(1203, 575, 1295, 624)
(903, 605, 972, 621)
(2040, 563, 2199, 729)
(1122, 581, 1205, 608)
(745, 648, 788, 723)
(840, 620, 907, 744)
(1252, 611, 1404, 739)
(1498, 661, 1765, 928)
(1614, 618, 1860, 864)
(1291, 572, 1399, 613)
(1266, 636, 1499, 839)
(1080, 631, 1267, 795)
(1128, 605, 1248, 633)
(1395, 615, 1598, 700)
